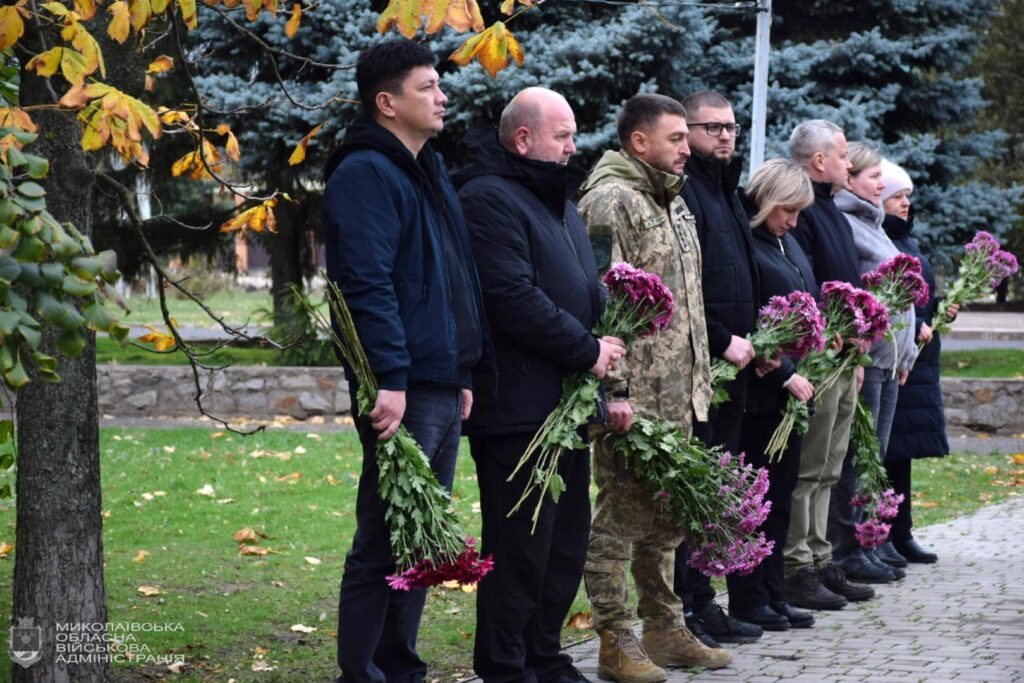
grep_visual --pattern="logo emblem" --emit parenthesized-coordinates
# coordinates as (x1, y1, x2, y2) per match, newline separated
(10, 617, 43, 669)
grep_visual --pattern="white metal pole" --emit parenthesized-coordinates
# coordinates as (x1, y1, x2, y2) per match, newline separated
(749, 0, 772, 177)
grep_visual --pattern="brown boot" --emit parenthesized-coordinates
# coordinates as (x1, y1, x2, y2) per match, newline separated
(641, 626, 733, 670)
(597, 629, 667, 683)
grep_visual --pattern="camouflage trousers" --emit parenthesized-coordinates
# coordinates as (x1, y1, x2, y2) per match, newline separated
(584, 433, 686, 633)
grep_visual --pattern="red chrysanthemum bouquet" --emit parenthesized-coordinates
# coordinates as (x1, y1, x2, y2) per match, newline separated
(711, 290, 828, 406)
(926, 231, 1019, 347)
(305, 276, 493, 590)
(765, 282, 889, 459)
(609, 418, 773, 577)
(509, 263, 675, 531)
(848, 396, 904, 549)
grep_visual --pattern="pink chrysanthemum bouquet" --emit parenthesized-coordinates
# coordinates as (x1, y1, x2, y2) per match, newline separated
(609, 418, 773, 577)
(711, 290, 828, 406)
(765, 282, 889, 460)
(849, 395, 904, 549)
(926, 231, 1019, 347)
(508, 263, 674, 531)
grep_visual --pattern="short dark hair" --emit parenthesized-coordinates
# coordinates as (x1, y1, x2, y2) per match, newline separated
(681, 90, 731, 118)
(617, 94, 687, 148)
(356, 40, 436, 116)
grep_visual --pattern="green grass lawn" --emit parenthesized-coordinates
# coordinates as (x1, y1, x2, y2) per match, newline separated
(1, 429, 1020, 681)
(939, 349, 1024, 379)
(0, 429, 593, 682)
(120, 290, 275, 328)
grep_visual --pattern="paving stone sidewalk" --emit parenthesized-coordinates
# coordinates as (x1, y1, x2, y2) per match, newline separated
(563, 495, 1024, 682)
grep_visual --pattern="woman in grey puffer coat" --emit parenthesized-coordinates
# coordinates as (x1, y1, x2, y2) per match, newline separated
(827, 142, 919, 584)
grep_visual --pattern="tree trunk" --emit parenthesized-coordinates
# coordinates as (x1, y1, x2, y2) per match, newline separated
(12, 108, 109, 682)
(269, 189, 311, 324)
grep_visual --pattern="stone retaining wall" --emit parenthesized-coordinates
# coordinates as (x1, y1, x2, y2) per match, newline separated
(95, 366, 1023, 433)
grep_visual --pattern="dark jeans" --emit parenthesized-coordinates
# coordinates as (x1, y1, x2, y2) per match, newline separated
(675, 371, 748, 612)
(337, 386, 463, 683)
(727, 412, 803, 610)
(470, 432, 591, 683)
(885, 457, 913, 542)
(829, 367, 899, 560)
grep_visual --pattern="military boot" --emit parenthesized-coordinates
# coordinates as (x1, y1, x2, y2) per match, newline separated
(597, 629, 667, 683)
(641, 626, 733, 670)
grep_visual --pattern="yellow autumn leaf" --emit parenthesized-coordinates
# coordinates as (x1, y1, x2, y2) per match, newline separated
(65, 20, 106, 79)
(0, 542, 13, 558)
(376, 0, 421, 38)
(0, 108, 37, 133)
(177, 0, 197, 29)
(0, 6, 25, 50)
(157, 106, 190, 125)
(284, 2, 301, 38)
(137, 585, 162, 596)
(138, 322, 177, 351)
(233, 527, 268, 544)
(129, 0, 151, 31)
(26, 47, 63, 78)
(150, 0, 170, 13)
(448, 21, 524, 78)
(220, 198, 278, 234)
(74, 0, 97, 19)
(107, 1, 131, 43)
(443, 0, 484, 33)
(1011, 454, 1024, 465)
(262, 0, 278, 16)
(133, 549, 150, 563)
(60, 48, 90, 87)
(242, 0, 260, 20)
(147, 55, 174, 73)
(41, 2, 69, 18)
(215, 123, 241, 161)
(500, 0, 531, 13)
(287, 123, 322, 166)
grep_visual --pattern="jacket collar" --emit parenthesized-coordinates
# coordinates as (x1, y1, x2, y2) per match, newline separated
(580, 150, 684, 206)
(834, 189, 884, 228)
(811, 179, 836, 202)
(686, 150, 742, 194)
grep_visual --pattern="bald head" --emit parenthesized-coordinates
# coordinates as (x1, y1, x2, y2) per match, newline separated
(498, 87, 577, 164)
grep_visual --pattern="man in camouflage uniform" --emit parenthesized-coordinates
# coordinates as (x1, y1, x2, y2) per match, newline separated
(578, 93, 732, 682)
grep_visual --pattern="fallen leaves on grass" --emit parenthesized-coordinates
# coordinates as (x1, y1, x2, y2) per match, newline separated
(0, 542, 13, 558)
(304, 556, 321, 565)
(239, 545, 269, 556)
(289, 624, 316, 633)
(984, 466, 999, 475)
(137, 585, 162, 596)
(233, 527, 269, 544)
(275, 472, 302, 483)
(1012, 454, 1024, 465)
(249, 449, 290, 461)
(566, 610, 592, 630)
(133, 550, 149, 563)
(195, 484, 216, 497)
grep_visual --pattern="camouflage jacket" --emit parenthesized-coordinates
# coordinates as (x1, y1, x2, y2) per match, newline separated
(579, 150, 711, 428)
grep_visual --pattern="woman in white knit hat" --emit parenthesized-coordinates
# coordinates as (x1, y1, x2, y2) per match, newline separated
(880, 158, 959, 565)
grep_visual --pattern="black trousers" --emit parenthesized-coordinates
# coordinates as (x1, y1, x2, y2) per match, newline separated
(337, 387, 463, 683)
(884, 457, 913, 542)
(469, 433, 591, 683)
(727, 412, 803, 610)
(674, 371, 748, 612)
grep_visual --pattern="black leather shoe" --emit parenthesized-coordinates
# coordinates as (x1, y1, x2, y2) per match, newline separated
(817, 563, 875, 602)
(785, 567, 847, 610)
(865, 548, 905, 579)
(894, 537, 938, 564)
(543, 665, 592, 683)
(684, 611, 721, 648)
(730, 604, 790, 631)
(836, 551, 896, 584)
(694, 602, 763, 643)
(875, 541, 908, 568)
(770, 601, 815, 628)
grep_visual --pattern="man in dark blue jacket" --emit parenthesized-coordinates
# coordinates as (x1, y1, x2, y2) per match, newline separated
(323, 41, 488, 683)
(455, 87, 624, 683)
(673, 90, 766, 646)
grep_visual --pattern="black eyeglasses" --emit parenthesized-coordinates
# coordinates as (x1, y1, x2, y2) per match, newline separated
(690, 122, 741, 137)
